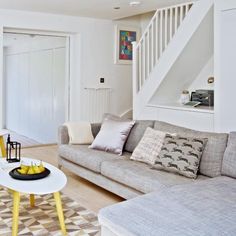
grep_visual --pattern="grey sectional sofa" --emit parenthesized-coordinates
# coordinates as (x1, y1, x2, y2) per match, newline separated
(58, 120, 236, 236)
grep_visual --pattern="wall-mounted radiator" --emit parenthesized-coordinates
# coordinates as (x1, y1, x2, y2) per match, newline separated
(83, 87, 112, 123)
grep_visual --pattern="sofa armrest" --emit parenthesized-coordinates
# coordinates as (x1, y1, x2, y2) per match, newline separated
(58, 125, 69, 145)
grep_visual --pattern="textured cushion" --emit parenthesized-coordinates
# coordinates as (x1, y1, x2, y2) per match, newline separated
(99, 176, 236, 236)
(130, 127, 166, 165)
(90, 117, 135, 155)
(58, 126, 69, 145)
(58, 144, 124, 173)
(91, 123, 101, 138)
(101, 158, 207, 193)
(154, 121, 228, 177)
(222, 132, 236, 178)
(124, 120, 155, 152)
(152, 135, 207, 179)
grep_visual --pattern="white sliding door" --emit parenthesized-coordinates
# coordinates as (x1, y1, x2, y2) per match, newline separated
(4, 34, 67, 143)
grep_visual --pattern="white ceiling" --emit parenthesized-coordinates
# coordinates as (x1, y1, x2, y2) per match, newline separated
(0, 0, 195, 20)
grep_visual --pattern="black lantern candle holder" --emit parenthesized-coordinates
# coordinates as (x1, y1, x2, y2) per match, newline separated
(6, 135, 21, 163)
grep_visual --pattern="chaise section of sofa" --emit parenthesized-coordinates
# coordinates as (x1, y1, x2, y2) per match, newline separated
(99, 176, 236, 236)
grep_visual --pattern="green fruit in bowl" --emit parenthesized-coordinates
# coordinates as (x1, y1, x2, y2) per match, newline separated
(27, 165, 35, 175)
(17, 168, 28, 175)
(16, 161, 46, 175)
(38, 161, 45, 173)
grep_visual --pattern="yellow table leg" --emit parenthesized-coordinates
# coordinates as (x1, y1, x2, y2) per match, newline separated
(30, 194, 35, 207)
(53, 192, 67, 235)
(12, 191, 20, 236)
(0, 136, 6, 158)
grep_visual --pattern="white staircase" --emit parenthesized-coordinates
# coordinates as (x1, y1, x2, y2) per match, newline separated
(133, 2, 193, 93)
(132, 0, 214, 130)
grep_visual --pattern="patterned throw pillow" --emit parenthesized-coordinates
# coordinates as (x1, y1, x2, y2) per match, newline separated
(152, 134, 207, 179)
(130, 127, 167, 165)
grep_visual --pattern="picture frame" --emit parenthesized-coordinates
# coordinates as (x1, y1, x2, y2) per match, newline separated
(114, 25, 140, 65)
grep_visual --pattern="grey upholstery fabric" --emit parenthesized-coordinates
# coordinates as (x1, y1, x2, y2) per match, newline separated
(101, 226, 119, 236)
(91, 123, 101, 138)
(101, 158, 207, 193)
(58, 126, 69, 145)
(222, 132, 236, 178)
(99, 176, 236, 236)
(154, 121, 228, 177)
(59, 157, 141, 199)
(124, 120, 155, 153)
(58, 144, 126, 173)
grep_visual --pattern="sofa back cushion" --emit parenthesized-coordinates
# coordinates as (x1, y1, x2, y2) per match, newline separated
(154, 121, 228, 177)
(91, 123, 101, 138)
(124, 121, 155, 153)
(222, 132, 236, 178)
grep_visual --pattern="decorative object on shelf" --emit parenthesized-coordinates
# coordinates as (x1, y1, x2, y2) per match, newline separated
(180, 90, 190, 104)
(207, 77, 215, 84)
(191, 90, 214, 107)
(184, 101, 201, 107)
(6, 135, 21, 163)
(115, 25, 140, 64)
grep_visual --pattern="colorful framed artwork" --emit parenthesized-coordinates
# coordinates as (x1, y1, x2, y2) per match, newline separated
(115, 25, 140, 65)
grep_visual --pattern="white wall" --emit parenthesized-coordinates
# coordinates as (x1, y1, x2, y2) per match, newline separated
(214, 0, 236, 132)
(0, 9, 142, 128)
(140, 11, 156, 33)
(188, 56, 214, 93)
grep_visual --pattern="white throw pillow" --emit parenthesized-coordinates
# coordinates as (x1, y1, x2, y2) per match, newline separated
(130, 127, 167, 165)
(64, 122, 94, 144)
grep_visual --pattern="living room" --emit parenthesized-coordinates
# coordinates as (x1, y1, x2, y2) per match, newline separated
(0, 0, 236, 235)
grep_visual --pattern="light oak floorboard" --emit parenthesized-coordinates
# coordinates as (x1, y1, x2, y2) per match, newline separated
(21, 145, 123, 213)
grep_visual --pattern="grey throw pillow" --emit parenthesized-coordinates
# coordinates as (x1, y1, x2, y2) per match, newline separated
(152, 134, 207, 179)
(89, 116, 135, 155)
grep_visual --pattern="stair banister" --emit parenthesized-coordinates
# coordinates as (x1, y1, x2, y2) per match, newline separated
(132, 2, 194, 102)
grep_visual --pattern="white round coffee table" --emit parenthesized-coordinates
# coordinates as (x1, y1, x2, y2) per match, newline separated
(0, 157, 67, 236)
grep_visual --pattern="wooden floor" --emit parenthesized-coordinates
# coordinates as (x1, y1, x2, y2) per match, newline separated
(21, 145, 123, 213)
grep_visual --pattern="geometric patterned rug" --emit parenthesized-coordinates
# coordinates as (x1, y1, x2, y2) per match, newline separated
(0, 188, 100, 236)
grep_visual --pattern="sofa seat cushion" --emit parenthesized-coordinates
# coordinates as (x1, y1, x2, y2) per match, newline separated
(99, 176, 236, 236)
(58, 144, 129, 173)
(154, 121, 228, 177)
(101, 158, 207, 193)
